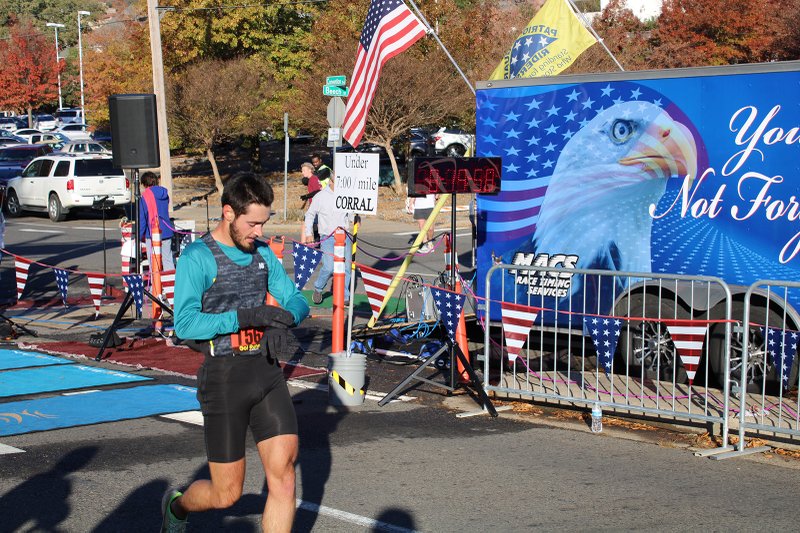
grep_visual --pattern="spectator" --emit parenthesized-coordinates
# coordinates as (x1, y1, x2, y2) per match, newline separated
(407, 193, 436, 253)
(311, 154, 332, 189)
(299, 162, 321, 244)
(301, 173, 352, 305)
(139, 171, 175, 272)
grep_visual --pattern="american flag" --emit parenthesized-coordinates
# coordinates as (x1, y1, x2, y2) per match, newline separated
(53, 268, 70, 307)
(161, 269, 175, 307)
(501, 301, 539, 361)
(123, 274, 145, 315)
(763, 327, 798, 390)
(432, 286, 466, 343)
(342, 0, 427, 147)
(87, 274, 105, 315)
(665, 323, 708, 386)
(359, 264, 394, 321)
(584, 316, 621, 375)
(292, 242, 322, 290)
(15, 256, 32, 302)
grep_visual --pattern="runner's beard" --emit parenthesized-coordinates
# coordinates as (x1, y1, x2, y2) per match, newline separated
(229, 223, 254, 253)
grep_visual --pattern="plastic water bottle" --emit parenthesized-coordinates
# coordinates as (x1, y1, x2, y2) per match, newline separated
(591, 402, 603, 433)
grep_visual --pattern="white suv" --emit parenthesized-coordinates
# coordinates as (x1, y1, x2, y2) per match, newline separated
(5, 154, 130, 221)
(432, 127, 475, 157)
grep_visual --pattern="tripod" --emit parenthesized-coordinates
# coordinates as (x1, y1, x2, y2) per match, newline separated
(378, 194, 497, 416)
(94, 169, 172, 360)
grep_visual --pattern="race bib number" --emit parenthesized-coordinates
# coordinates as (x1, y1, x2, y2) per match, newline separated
(230, 328, 263, 352)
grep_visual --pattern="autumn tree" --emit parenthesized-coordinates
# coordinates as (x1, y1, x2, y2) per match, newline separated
(0, 0, 104, 43)
(81, 20, 153, 127)
(650, 0, 793, 67)
(0, 21, 61, 124)
(168, 58, 273, 194)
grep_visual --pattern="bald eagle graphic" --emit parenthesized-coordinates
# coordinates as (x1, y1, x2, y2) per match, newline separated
(511, 101, 698, 300)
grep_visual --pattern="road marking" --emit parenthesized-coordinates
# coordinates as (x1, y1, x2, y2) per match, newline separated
(160, 411, 204, 426)
(297, 499, 420, 533)
(286, 379, 414, 402)
(71, 226, 105, 231)
(0, 443, 25, 455)
(392, 229, 471, 237)
(18, 228, 63, 234)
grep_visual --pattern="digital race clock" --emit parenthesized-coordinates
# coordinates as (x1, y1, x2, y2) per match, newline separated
(407, 157, 502, 196)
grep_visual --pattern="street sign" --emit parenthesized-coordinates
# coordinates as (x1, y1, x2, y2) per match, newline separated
(327, 97, 346, 128)
(326, 75, 347, 86)
(334, 152, 379, 216)
(328, 128, 341, 142)
(323, 85, 349, 97)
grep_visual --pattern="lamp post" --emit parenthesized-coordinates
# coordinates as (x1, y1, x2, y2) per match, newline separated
(46, 22, 65, 110)
(78, 11, 90, 123)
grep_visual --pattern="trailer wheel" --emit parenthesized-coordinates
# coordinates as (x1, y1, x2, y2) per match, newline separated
(615, 295, 689, 384)
(708, 304, 797, 394)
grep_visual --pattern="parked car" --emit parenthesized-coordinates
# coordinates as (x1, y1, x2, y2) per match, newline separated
(56, 141, 111, 155)
(0, 144, 54, 184)
(337, 139, 405, 164)
(0, 130, 26, 147)
(405, 127, 435, 159)
(0, 117, 19, 132)
(432, 127, 475, 157)
(54, 123, 91, 141)
(91, 128, 112, 144)
(34, 114, 58, 131)
(4, 153, 130, 221)
(54, 108, 84, 126)
(27, 132, 69, 149)
(12, 128, 42, 141)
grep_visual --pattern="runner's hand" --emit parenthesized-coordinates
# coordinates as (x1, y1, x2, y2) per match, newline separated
(237, 305, 294, 329)
(261, 327, 289, 362)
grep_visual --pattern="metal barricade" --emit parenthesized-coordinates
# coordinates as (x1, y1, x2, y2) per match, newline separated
(713, 280, 800, 459)
(483, 264, 733, 451)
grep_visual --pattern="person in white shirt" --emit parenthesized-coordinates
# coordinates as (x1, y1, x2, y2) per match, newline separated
(406, 193, 436, 253)
(301, 175, 352, 304)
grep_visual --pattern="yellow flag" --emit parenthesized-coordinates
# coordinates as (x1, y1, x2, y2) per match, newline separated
(489, 0, 596, 80)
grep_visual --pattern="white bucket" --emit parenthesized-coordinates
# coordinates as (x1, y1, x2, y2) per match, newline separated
(327, 351, 366, 406)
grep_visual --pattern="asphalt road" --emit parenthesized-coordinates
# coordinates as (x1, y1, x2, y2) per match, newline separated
(3, 212, 800, 531)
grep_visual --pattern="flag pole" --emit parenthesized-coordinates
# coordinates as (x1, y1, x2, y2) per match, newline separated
(566, 0, 625, 71)
(367, 194, 450, 328)
(406, 0, 475, 96)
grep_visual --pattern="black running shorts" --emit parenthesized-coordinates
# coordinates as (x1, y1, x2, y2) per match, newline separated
(196, 354, 297, 463)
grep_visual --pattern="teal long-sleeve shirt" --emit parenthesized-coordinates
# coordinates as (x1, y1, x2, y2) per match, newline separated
(174, 237, 309, 340)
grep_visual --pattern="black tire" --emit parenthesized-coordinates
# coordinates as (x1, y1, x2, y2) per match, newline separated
(708, 303, 798, 394)
(48, 193, 66, 222)
(5, 189, 21, 217)
(615, 293, 689, 384)
(445, 144, 466, 157)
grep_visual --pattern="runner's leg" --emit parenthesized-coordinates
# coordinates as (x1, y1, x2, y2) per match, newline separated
(257, 434, 299, 533)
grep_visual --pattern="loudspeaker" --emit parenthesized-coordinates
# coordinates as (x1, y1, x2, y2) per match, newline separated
(109, 94, 160, 169)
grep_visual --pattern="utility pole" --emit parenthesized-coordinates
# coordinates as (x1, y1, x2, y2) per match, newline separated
(146, 0, 173, 212)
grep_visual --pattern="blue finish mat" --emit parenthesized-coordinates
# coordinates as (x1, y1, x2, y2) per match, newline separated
(0, 364, 150, 398)
(0, 349, 74, 371)
(0, 384, 200, 436)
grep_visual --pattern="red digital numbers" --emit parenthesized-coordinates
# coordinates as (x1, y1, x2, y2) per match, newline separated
(408, 157, 501, 196)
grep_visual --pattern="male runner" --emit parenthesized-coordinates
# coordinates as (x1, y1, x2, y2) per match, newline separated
(163, 172, 309, 532)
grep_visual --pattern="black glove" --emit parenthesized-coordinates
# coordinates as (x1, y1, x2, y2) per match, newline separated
(237, 305, 294, 330)
(300, 191, 319, 201)
(301, 176, 310, 186)
(261, 328, 289, 363)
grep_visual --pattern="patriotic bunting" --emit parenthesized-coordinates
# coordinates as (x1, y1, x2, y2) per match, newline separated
(584, 316, 621, 375)
(292, 242, 323, 290)
(501, 301, 539, 361)
(665, 323, 708, 386)
(763, 327, 799, 390)
(123, 274, 145, 315)
(161, 269, 175, 307)
(15, 256, 32, 302)
(87, 274, 105, 315)
(432, 287, 466, 343)
(359, 264, 394, 321)
(53, 268, 70, 307)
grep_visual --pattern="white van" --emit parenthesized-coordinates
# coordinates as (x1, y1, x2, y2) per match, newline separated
(55, 109, 84, 126)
